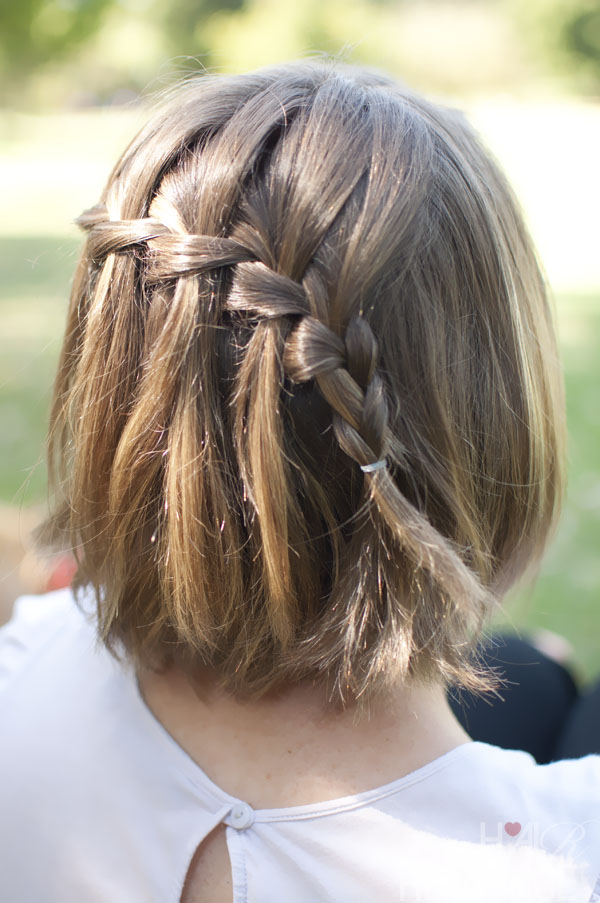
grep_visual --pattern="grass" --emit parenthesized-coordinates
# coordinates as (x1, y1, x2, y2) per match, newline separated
(501, 293, 600, 683)
(0, 236, 80, 502)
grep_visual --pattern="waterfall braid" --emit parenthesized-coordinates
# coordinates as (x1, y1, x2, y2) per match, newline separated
(41, 62, 565, 704)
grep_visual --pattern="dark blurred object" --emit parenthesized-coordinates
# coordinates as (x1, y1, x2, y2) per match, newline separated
(449, 634, 579, 764)
(554, 682, 600, 759)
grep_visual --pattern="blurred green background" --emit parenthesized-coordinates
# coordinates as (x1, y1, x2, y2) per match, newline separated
(1, 0, 599, 677)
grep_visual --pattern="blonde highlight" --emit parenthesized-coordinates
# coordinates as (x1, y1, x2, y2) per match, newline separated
(40, 61, 566, 705)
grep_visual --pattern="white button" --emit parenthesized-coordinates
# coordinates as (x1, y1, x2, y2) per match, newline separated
(227, 801, 255, 831)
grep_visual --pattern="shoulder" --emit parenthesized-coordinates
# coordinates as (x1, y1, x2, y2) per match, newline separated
(0, 590, 180, 902)
(0, 589, 135, 831)
(469, 740, 600, 803)
(0, 587, 109, 768)
(0, 586, 123, 776)
(451, 741, 600, 898)
(458, 740, 600, 821)
(0, 588, 88, 690)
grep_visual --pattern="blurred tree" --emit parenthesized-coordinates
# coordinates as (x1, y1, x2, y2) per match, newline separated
(560, 2, 600, 85)
(158, 0, 247, 62)
(2, 0, 596, 108)
(0, 0, 249, 105)
(0, 0, 113, 85)
(508, 0, 600, 93)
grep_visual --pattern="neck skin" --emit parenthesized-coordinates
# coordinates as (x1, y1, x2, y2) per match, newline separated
(137, 664, 472, 809)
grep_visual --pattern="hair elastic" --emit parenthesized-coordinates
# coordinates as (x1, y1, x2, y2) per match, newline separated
(360, 458, 387, 474)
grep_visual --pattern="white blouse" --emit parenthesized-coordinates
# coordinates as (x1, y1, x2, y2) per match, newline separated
(1, 588, 600, 903)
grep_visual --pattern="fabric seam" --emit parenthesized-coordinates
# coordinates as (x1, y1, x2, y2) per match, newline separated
(253, 747, 472, 823)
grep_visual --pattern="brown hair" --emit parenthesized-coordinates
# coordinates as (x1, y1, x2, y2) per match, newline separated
(42, 61, 565, 703)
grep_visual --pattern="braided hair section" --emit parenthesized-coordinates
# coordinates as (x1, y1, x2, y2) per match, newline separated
(42, 64, 563, 704)
(228, 257, 492, 697)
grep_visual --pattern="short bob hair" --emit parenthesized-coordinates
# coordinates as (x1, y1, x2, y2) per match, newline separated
(42, 60, 565, 704)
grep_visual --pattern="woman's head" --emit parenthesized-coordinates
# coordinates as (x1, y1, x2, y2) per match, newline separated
(44, 60, 565, 703)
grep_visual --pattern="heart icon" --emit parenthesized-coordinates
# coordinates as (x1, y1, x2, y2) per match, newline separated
(504, 822, 522, 837)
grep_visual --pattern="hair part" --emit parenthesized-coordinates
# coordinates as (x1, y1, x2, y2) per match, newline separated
(41, 61, 566, 705)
